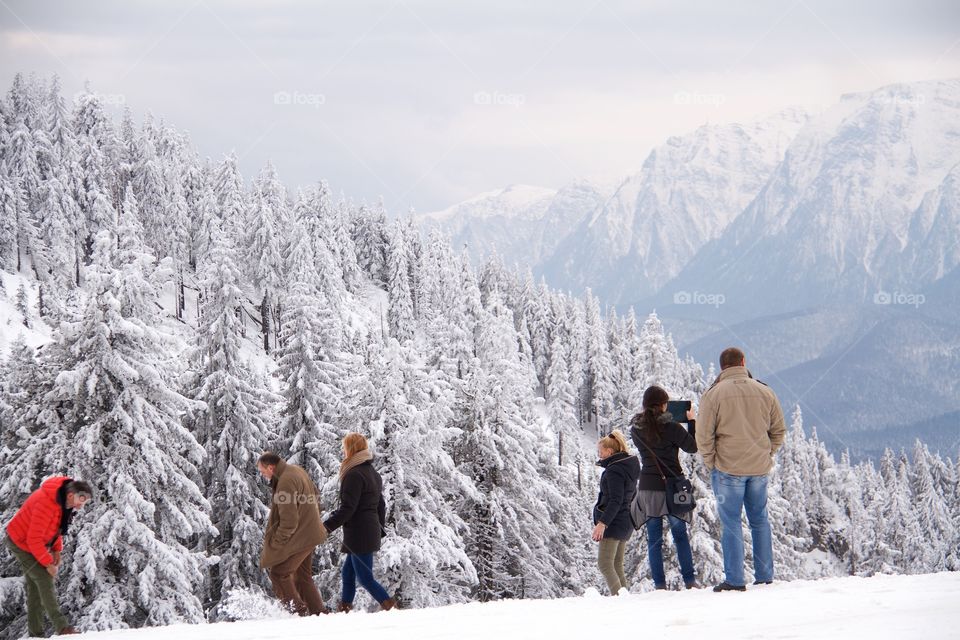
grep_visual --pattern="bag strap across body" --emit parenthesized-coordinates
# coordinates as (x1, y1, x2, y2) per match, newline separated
(635, 429, 681, 481)
(635, 425, 696, 517)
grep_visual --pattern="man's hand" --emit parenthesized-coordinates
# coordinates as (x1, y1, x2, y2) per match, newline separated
(46, 563, 59, 577)
(52, 551, 62, 567)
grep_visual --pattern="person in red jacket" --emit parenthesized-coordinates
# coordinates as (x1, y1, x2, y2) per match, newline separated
(5, 476, 92, 637)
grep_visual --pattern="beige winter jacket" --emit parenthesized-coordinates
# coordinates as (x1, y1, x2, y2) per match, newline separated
(696, 366, 786, 476)
(260, 459, 327, 569)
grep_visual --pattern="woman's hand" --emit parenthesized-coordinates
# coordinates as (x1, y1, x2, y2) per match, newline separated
(686, 408, 697, 422)
(591, 522, 606, 542)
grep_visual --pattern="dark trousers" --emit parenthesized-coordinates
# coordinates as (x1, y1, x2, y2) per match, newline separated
(5, 537, 69, 635)
(267, 546, 327, 615)
(646, 515, 696, 586)
(341, 553, 391, 604)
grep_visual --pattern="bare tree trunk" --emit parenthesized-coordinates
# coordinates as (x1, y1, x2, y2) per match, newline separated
(261, 291, 271, 354)
(272, 299, 282, 351)
(175, 267, 185, 322)
(74, 234, 81, 287)
(274, 299, 283, 350)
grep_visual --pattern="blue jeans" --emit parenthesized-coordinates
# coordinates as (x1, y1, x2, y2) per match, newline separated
(711, 469, 774, 586)
(646, 514, 696, 586)
(341, 553, 391, 604)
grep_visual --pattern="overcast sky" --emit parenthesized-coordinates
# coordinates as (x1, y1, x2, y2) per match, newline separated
(2, 0, 958, 212)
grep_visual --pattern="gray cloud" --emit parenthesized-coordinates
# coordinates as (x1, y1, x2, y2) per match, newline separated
(2, 0, 958, 212)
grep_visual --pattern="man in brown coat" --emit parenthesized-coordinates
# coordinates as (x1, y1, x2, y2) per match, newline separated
(696, 348, 785, 593)
(257, 452, 328, 615)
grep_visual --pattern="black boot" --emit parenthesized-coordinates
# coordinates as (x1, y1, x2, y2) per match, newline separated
(712, 582, 746, 592)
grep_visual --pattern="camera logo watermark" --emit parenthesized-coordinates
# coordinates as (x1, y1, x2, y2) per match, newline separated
(873, 290, 925, 308)
(876, 94, 925, 107)
(273, 90, 326, 109)
(273, 491, 321, 505)
(73, 92, 126, 106)
(674, 91, 726, 108)
(474, 90, 525, 108)
(673, 290, 726, 308)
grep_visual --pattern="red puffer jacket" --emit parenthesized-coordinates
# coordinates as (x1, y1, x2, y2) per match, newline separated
(5, 476, 69, 566)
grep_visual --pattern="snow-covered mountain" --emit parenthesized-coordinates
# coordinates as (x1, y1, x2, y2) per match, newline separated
(544, 107, 811, 304)
(429, 79, 960, 316)
(424, 109, 810, 301)
(415, 182, 608, 268)
(663, 79, 960, 318)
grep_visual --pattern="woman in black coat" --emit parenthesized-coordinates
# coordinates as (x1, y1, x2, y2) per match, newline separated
(630, 385, 699, 590)
(592, 430, 641, 595)
(323, 433, 396, 612)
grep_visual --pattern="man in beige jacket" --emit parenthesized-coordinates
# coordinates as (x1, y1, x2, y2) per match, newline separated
(258, 452, 329, 615)
(696, 348, 785, 592)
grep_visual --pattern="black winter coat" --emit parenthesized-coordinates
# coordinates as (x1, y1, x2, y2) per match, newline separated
(593, 451, 641, 540)
(631, 414, 697, 491)
(323, 460, 387, 555)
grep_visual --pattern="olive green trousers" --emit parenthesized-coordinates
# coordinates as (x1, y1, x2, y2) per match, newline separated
(598, 537, 629, 594)
(6, 536, 69, 635)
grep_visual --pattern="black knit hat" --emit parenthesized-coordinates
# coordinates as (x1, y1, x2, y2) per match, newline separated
(642, 385, 670, 410)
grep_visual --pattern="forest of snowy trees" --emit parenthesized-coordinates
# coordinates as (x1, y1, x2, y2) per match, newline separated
(0, 73, 956, 635)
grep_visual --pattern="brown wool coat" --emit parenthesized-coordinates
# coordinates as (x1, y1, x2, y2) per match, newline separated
(260, 459, 327, 569)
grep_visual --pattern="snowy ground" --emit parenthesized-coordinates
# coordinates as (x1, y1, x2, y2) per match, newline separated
(73, 572, 958, 639)
(0, 269, 53, 356)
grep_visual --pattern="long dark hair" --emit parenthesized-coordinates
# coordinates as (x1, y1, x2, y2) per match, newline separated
(630, 385, 670, 445)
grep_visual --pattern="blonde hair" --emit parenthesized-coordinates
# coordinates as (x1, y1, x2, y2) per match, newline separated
(342, 432, 369, 458)
(598, 430, 629, 454)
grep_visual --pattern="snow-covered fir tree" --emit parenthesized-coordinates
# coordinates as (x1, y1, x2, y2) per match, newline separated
(191, 219, 276, 604)
(245, 185, 283, 352)
(46, 230, 212, 629)
(368, 341, 478, 607)
(0, 173, 29, 272)
(386, 220, 415, 343)
(583, 289, 615, 435)
(275, 215, 344, 487)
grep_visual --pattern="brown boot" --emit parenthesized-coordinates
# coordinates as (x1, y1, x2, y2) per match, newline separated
(337, 602, 353, 613)
(58, 627, 80, 635)
(380, 598, 397, 611)
(309, 601, 331, 616)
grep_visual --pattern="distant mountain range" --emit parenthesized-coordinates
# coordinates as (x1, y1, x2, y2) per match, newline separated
(418, 78, 960, 458)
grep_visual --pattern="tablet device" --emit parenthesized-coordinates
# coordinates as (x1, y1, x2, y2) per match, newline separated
(667, 400, 692, 423)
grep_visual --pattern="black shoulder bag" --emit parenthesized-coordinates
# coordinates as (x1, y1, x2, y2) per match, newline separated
(638, 437, 696, 516)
